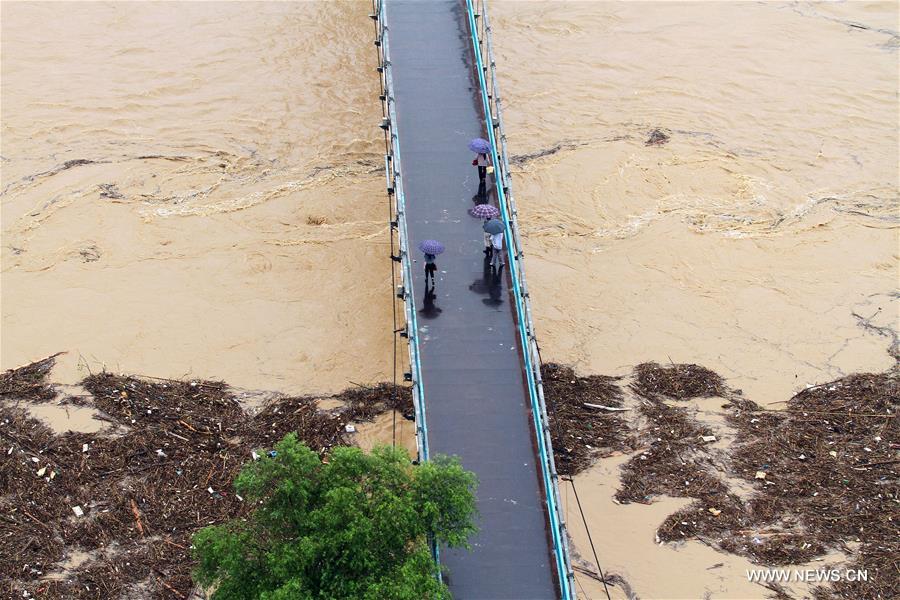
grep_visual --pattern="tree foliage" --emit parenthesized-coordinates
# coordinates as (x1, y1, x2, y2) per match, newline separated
(192, 434, 478, 599)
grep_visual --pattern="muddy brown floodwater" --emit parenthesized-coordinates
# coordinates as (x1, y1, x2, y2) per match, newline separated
(491, 1, 898, 598)
(1, 1, 394, 395)
(491, 1, 897, 403)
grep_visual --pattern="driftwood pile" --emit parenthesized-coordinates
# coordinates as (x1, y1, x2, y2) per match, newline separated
(541, 363, 634, 476)
(542, 361, 898, 599)
(0, 356, 411, 599)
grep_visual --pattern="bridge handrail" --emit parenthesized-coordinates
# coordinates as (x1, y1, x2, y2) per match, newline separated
(371, 1, 431, 469)
(372, 0, 442, 575)
(464, 1, 577, 598)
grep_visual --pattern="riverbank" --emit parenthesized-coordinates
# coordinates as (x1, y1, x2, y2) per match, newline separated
(0, 354, 416, 599)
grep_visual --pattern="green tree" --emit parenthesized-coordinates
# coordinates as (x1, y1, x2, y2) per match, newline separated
(193, 433, 478, 599)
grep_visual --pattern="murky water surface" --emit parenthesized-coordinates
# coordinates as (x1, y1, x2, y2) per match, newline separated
(491, 1, 898, 597)
(491, 1, 898, 404)
(2, 1, 391, 394)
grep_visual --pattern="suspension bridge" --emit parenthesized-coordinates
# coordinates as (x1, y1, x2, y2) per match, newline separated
(373, 1, 576, 597)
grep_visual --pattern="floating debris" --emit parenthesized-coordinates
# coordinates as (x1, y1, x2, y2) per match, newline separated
(557, 360, 897, 597)
(633, 362, 726, 400)
(78, 245, 101, 263)
(0, 354, 62, 403)
(541, 363, 634, 475)
(0, 363, 413, 599)
(97, 183, 124, 200)
(645, 128, 670, 146)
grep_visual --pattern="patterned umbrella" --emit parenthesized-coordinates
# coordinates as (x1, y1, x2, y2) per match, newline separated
(468, 138, 491, 153)
(469, 204, 500, 219)
(418, 239, 445, 255)
(482, 219, 504, 235)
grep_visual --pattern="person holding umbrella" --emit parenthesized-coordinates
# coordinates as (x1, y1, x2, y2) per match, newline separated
(418, 239, 445, 288)
(485, 220, 505, 271)
(482, 217, 503, 260)
(469, 137, 492, 198)
(470, 204, 500, 256)
(490, 232, 504, 271)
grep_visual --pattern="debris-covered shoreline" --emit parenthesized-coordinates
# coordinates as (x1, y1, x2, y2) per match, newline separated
(542, 361, 898, 600)
(3, 355, 896, 599)
(540, 363, 635, 476)
(0, 355, 412, 599)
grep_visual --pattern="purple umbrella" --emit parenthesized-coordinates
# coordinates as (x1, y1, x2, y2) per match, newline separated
(418, 239, 445, 255)
(469, 204, 499, 219)
(468, 138, 491, 154)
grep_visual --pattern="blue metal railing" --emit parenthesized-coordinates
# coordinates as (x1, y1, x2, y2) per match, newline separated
(372, 0, 440, 573)
(464, 1, 576, 597)
(373, 0, 429, 464)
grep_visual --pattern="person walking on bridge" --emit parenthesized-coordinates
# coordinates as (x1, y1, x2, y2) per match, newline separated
(423, 253, 437, 286)
(474, 152, 491, 198)
(471, 205, 500, 258)
(482, 217, 503, 260)
(469, 137, 492, 199)
(489, 230, 505, 271)
(418, 239, 445, 288)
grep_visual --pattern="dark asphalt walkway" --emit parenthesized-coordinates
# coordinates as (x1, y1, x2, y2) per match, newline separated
(385, 1, 558, 598)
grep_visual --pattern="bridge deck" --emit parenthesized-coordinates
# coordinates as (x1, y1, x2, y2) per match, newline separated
(385, 1, 558, 598)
